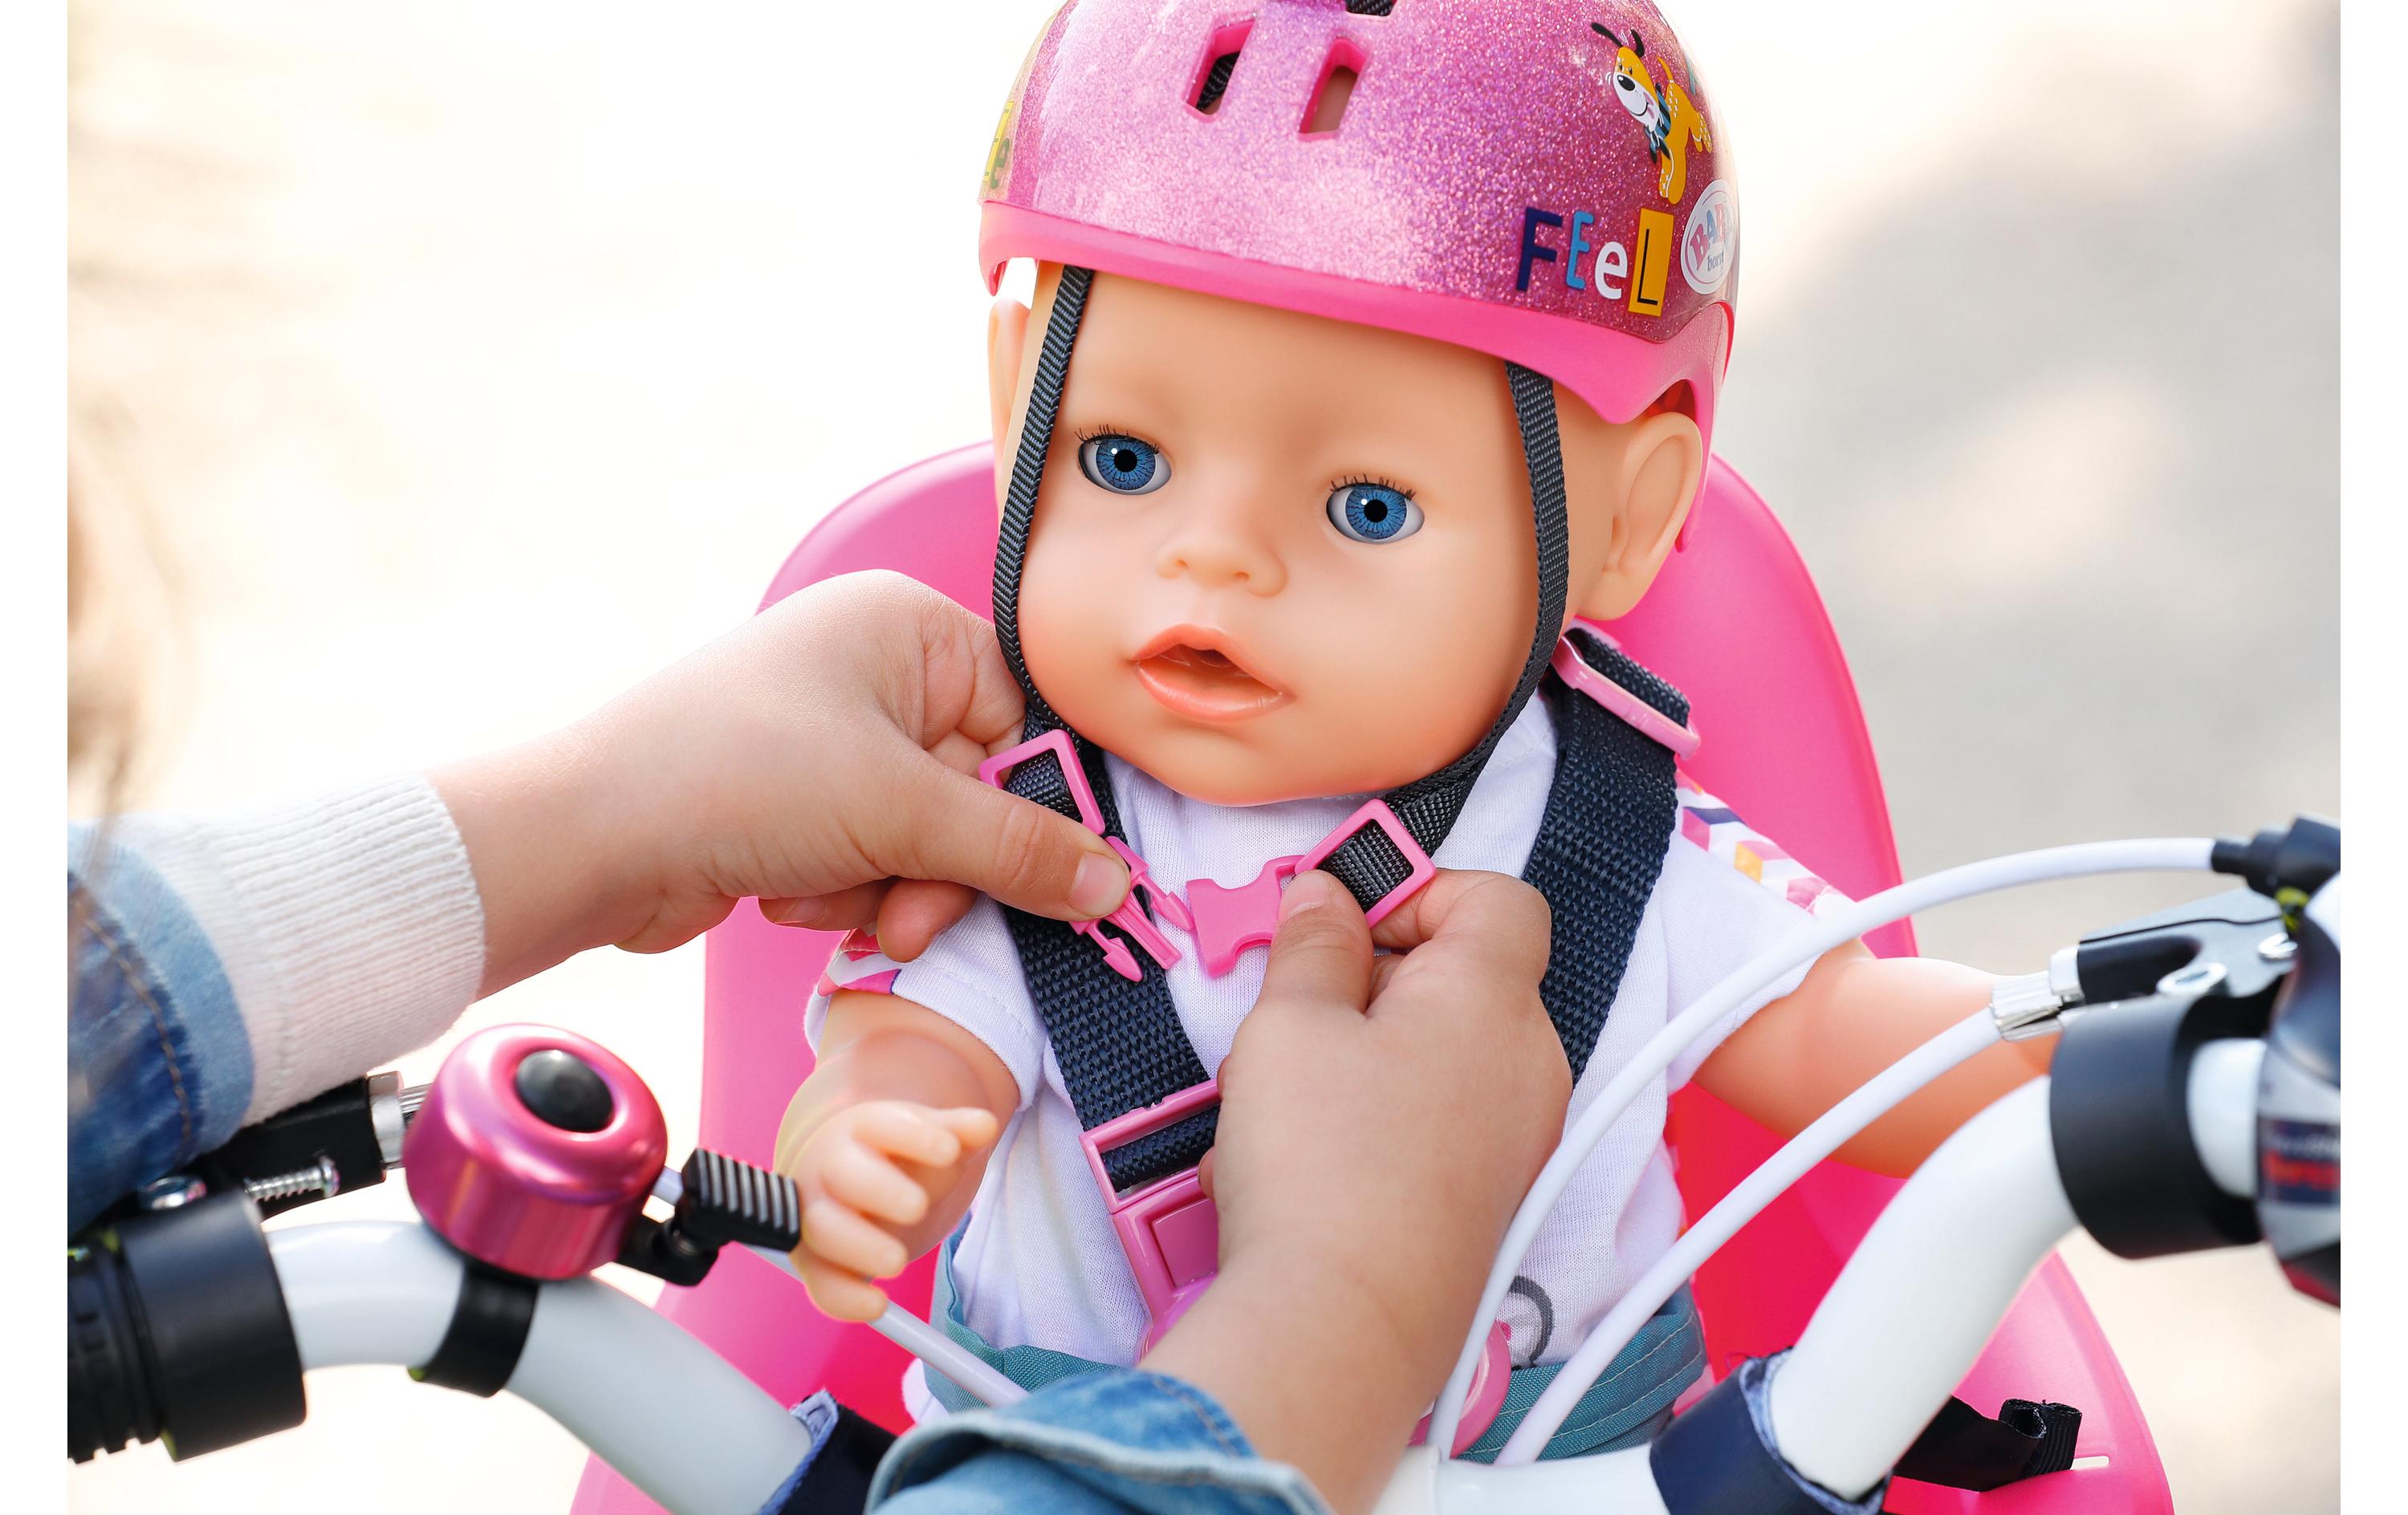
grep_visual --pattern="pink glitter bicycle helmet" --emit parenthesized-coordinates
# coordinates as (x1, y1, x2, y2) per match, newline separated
(980, 0, 1742, 924)
(978, 0, 1739, 448)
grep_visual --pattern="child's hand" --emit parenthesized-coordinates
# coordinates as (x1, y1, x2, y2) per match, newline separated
(777, 1099, 1000, 1322)
(430, 571, 1135, 995)
(1145, 868, 1565, 1513)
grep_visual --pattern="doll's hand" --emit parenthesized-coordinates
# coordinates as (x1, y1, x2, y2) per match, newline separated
(431, 571, 1134, 994)
(777, 1099, 1000, 1322)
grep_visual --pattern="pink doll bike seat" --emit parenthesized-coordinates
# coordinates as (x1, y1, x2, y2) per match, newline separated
(571, 445, 2174, 1514)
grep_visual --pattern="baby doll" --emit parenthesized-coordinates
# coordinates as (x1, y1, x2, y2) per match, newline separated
(775, 0, 2048, 1462)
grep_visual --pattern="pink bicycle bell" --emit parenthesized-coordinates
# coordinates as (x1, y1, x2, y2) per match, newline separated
(404, 1025, 667, 1280)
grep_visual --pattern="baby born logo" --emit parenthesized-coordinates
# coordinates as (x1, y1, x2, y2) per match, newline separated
(1682, 179, 1735, 295)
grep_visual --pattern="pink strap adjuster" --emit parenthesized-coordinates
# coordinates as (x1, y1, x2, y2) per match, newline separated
(1186, 798, 1437, 977)
(979, 729, 1193, 981)
(1078, 1081, 1224, 1353)
(1083, 1078, 1514, 1450)
(1550, 621, 1702, 757)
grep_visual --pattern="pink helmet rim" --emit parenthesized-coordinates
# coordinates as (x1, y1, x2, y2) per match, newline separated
(981, 204, 1731, 451)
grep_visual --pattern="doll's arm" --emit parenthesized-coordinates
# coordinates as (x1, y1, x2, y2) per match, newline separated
(772, 989, 1019, 1320)
(1690, 943, 2052, 1177)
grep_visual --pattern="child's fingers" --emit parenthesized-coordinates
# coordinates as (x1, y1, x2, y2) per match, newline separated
(802, 1198, 912, 1280)
(1364, 869, 1552, 1015)
(823, 1139, 933, 1226)
(873, 879, 979, 961)
(763, 881, 889, 931)
(1255, 871, 1375, 1020)
(926, 729, 990, 778)
(791, 1249, 890, 1322)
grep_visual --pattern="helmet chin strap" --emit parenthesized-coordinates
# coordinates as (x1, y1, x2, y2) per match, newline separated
(991, 264, 1093, 741)
(990, 264, 1574, 912)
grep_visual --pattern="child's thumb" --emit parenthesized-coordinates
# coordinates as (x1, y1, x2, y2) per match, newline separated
(873, 758, 1132, 924)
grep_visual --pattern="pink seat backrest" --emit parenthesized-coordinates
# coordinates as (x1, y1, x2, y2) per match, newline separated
(571, 445, 2170, 1513)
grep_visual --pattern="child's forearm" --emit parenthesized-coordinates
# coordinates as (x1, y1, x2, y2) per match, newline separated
(1693, 944, 2052, 1177)
(777, 990, 1018, 1258)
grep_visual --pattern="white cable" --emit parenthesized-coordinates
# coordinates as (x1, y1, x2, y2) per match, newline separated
(742, 1247, 1028, 1409)
(1426, 835, 2214, 1454)
(654, 1166, 1028, 1408)
(1494, 1006, 2003, 1464)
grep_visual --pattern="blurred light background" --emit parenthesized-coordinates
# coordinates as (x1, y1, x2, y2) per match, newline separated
(67, 0, 2337, 1509)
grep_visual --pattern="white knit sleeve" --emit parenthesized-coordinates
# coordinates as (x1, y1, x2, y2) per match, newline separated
(112, 774, 488, 1123)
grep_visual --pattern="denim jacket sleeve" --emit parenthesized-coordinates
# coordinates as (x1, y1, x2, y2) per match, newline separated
(67, 777, 485, 1234)
(68, 822, 256, 1232)
(865, 1371, 1331, 1515)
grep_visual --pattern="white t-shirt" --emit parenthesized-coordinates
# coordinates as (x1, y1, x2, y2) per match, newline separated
(805, 698, 1848, 1370)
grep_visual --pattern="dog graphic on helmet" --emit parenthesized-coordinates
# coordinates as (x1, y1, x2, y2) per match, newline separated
(1592, 22, 1713, 204)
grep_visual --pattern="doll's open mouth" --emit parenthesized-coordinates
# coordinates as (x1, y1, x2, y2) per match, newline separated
(1133, 630, 1291, 723)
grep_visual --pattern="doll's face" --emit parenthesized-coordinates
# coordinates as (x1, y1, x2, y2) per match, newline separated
(999, 270, 1698, 807)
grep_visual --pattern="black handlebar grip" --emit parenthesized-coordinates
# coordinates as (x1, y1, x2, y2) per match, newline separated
(67, 1193, 307, 1463)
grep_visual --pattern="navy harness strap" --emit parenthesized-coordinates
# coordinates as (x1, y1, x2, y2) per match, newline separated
(1526, 629, 1690, 1078)
(999, 737, 1219, 1192)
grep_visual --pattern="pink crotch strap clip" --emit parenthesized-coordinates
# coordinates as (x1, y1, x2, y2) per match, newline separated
(979, 729, 1190, 982)
(1550, 619, 1702, 758)
(1413, 1322, 1515, 1456)
(1186, 798, 1438, 977)
(1076, 1081, 1223, 1355)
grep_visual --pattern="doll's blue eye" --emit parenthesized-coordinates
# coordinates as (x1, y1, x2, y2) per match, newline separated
(1077, 434, 1169, 495)
(1326, 483, 1422, 544)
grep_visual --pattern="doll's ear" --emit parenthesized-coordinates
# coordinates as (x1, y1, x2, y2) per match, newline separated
(1574, 409, 1702, 622)
(987, 290, 1033, 505)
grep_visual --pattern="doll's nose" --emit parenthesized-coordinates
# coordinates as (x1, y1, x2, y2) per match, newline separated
(1155, 518, 1286, 595)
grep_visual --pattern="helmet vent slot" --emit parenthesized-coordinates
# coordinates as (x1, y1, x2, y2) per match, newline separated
(1344, 1, 1397, 14)
(1190, 20, 1253, 116)
(1301, 39, 1365, 137)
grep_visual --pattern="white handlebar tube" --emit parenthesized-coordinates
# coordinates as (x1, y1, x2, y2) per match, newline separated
(1495, 1005, 2006, 1465)
(1765, 1078, 2072, 1501)
(1426, 837, 2215, 1455)
(268, 1222, 818, 1515)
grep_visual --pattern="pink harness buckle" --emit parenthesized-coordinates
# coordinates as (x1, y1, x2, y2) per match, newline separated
(1551, 621, 1702, 757)
(979, 729, 1190, 981)
(1077, 1081, 1225, 1354)
(1187, 798, 1437, 977)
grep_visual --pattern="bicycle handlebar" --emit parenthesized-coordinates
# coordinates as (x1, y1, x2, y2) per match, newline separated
(71, 822, 2341, 1515)
(271, 1221, 815, 1513)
